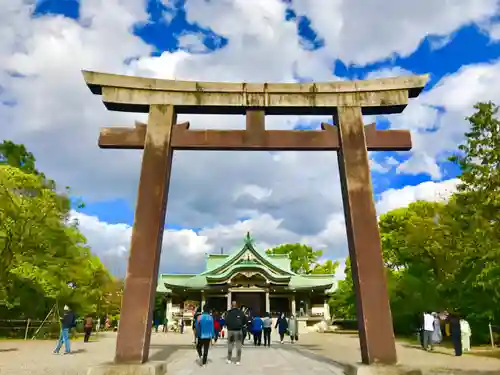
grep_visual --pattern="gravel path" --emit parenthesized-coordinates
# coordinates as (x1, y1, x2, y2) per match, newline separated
(0, 332, 187, 375)
(296, 332, 500, 374)
(2, 331, 499, 375)
(0, 332, 343, 375)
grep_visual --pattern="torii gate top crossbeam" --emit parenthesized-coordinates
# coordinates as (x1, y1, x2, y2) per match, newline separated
(82, 71, 428, 116)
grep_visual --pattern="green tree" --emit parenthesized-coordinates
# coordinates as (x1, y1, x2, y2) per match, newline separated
(266, 243, 322, 274)
(311, 259, 339, 274)
(329, 257, 356, 319)
(0, 141, 38, 175)
(0, 165, 66, 301)
(0, 141, 117, 331)
(327, 102, 500, 343)
(450, 102, 500, 195)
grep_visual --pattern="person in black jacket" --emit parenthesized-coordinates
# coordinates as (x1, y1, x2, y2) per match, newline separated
(448, 313, 462, 356)
(225, 301, 245, 365)
(53, 305, 76, 355)
(193, 306, 201, 344)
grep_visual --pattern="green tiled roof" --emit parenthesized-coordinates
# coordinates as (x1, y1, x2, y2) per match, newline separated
(157, 233, 337, 293)
(160, 274, 206, 289)
(289, 275, 336, 290)
(206, 254, 230, 270)
(206, 264, 290, 283)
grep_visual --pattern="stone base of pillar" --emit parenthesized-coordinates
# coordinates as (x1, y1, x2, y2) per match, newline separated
(87, 362, 167, 375)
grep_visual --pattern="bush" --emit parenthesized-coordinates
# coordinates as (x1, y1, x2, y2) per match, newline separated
(331, 319, 358, 330)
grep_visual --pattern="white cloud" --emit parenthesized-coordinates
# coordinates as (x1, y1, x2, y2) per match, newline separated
(389, 60, 500, 177)
(292, 0, 498, 65)
(72, 210, 211, 275)
(376, 178, 459, 215)
(177, 32, 210, 53)
(72, 177, 459, 281)
(0, 0, 497, 276)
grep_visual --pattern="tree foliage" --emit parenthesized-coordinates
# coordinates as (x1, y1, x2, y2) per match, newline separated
(266, 243, 323, 274)
(0, 141, 120, 326)
(311, 259, 339, 275)
(329, 102, 500, 344)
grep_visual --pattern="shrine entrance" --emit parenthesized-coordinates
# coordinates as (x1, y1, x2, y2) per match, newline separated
(233, 292, 265, 316)
(82, 70, 428, 366)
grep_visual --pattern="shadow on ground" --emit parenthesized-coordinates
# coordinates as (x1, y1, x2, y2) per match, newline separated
(70, 349, 87, 355)
(280, 343, 351, 368)
(0, 348, 18, 352)
(149, 344, 196, 362)
(400, 343, 455, 357)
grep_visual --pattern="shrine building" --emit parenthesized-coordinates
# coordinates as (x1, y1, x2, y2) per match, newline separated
(156, 233, 337, 329)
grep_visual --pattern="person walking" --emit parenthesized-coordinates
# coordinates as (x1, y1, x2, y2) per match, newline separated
(195, 304, 215, 367)
(275, 313, 288, 344)
(246, 314, 252, 341)
(262, 312, 272, 347)
(83, 315, 93, 343)
(288, 315, 299, 343)
(193, 307, 201, 344)
(53, 305, 76, 355)
(417, 312, 425, 349)
(213, 312, 221, 343)
(252, 314, 263, 346)
(242, 311, 251, 345)
(153, 315, 160, 333)
(422, 311, 434, 351)
(225, 301, 245, 365)
(220, 314, 226, 339)
(460, 317, 472, 352)
(163, 316, 168, 333)
(448, 313, 462, 356)
(431, 312, 442, 346)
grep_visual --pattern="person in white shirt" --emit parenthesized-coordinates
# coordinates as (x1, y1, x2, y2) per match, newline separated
(460, 318, 472, 352)
(423, 312, 435, 351)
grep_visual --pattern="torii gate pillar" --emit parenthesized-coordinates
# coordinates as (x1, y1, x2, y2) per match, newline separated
(336, 106, 396, 363)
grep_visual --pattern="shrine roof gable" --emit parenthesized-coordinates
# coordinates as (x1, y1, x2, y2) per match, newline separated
(201, 233, 293, 277)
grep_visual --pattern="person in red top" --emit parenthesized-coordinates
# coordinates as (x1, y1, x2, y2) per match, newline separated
(213, 311, 221, 343)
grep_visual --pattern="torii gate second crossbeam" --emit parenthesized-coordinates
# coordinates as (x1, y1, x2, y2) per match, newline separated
(82, 70, 428, 367)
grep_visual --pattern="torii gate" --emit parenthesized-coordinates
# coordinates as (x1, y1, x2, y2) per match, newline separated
(83, 71, 428, 366)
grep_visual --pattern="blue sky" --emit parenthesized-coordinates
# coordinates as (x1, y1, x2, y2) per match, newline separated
(3, 0, 499, 274)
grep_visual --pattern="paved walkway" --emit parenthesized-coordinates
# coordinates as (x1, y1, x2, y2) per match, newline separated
(2, 331, 500, 375)
(167, 341, 344, 375)
(0, 332, 343, 375)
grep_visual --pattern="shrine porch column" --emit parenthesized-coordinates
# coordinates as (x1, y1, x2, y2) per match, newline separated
(265, 291, 270, 313)
(201, 291, 206, 309)
(114, 104, 176, 364)
(227, 291, 232, 310)
(336, 106, 397, 365)
(290, 296, 296, 316)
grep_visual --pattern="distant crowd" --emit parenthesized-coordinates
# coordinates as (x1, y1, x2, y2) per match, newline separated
(418, 311, 472, 356)
(49, 304, 475, 362)
(190, 301, 299, 367)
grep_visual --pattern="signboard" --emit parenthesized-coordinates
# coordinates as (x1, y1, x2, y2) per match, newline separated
(183, 300, 198, 316)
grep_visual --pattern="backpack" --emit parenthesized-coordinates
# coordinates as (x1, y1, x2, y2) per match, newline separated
(225, 308, 244, 330)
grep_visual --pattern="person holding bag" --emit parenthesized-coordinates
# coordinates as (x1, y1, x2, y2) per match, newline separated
(288, 315, 299, 343)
